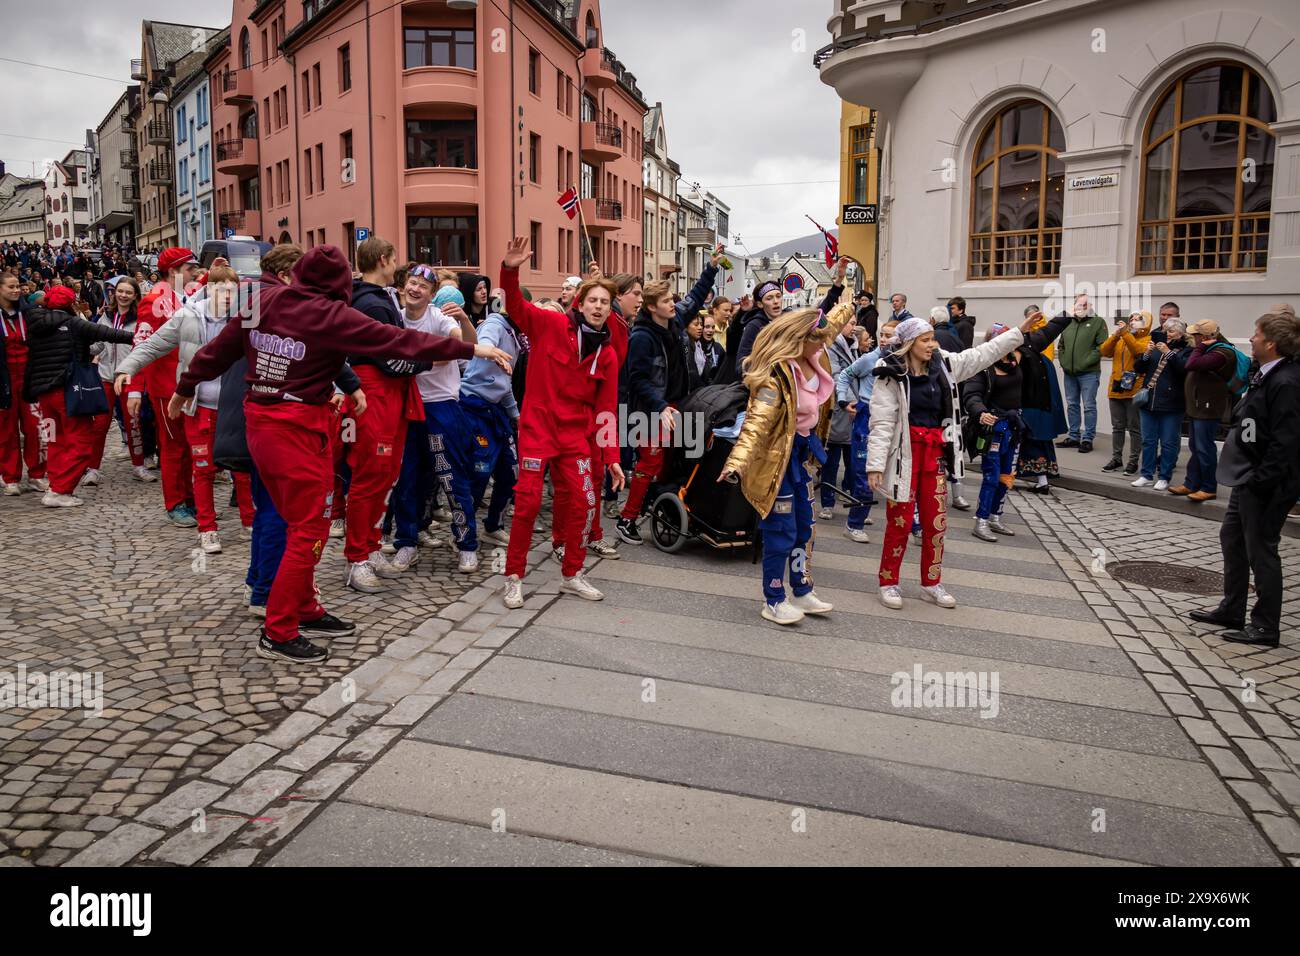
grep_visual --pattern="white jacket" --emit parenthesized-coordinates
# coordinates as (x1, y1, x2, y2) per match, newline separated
(866, 330, 1025, 502)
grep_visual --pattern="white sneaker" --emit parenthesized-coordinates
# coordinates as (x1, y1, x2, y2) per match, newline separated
(417, 529, 441, 548)
(42, 491, 83, 508)
(27, 477, 49, 493)
(865, 516, 873, 526)
(242, 524, 253, 539)
(502, 574, 524, 609)
(367, 549, 403, 578)
(132, 465, 157, 483)
(761, 600, 805, 625)
(145, 455, 159, 470)
(214, 470, 232, 484)
(1, 482, 19, 496)
(1131, 476, 1152, 487)
(199, 530, 222, 554)
(80, 469, 101, 487)
(588, 538, 620, 559)
(920, 583, 957, 609)
(844, 527, 869, 544)
(1153, 479, 1169, 491)
(243, 585, 266, 618)
(482, 527, 511, 547)
(817, 507, 833, 520)
(458, 550, 479, 573)
(390, 546, 419, 572)
(879, 585, 903, 610)
(789, 590, 833, 615)
(328, 518, 345, 538)
(431, 508, 454, 524)
(561, 571, 603, 601)
(551, 545, 565, 565)
(346, 561, 385, 593)
(380, 535, 396, 555)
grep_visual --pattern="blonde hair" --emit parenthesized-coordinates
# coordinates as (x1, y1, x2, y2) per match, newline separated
(742, 304, 850, 392)
(206, 265, 239, 285)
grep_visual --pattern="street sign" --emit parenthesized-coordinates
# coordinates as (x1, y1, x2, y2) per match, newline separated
(223, 228, 235, 239)
(356, 227, 370, 242)
(782, 273, 804, 294)
(842, 203, 877, 225)
(1068, 173, 1118, 190)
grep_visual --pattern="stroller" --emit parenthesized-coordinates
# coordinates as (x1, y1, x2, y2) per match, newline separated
(645, 383, 758, 554)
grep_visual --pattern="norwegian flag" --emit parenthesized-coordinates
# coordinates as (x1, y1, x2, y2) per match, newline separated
(557, 186, 579, 220)
(807, 215, 839, 269)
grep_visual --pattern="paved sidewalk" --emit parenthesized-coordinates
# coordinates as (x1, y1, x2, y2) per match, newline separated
(0, 454, 489, 866)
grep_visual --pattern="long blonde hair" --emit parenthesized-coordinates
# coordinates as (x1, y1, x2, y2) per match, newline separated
(742, 304, 850, 392)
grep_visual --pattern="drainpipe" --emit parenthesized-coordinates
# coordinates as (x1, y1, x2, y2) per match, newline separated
(509, 0, 517, 237)
(366, 0, 375, 240)
(287, 49, 302, 241)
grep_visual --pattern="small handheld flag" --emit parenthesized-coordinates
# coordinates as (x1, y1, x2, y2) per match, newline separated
(806, 215, 839, 269)
(557, 187, 579, 220)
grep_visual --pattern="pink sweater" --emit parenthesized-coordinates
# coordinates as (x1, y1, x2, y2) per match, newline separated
(791, 358, 834, 435)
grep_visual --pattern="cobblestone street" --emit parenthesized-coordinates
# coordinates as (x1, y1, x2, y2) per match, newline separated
(0, 452, 494, 865)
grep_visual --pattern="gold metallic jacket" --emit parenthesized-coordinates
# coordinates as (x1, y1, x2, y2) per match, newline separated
(723, 313, 847, 518)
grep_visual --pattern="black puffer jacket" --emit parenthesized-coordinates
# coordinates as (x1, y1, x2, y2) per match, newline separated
(23, 307, 134, 401)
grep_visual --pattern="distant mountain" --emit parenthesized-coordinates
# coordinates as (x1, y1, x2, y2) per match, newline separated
(749, 230, 838, 262)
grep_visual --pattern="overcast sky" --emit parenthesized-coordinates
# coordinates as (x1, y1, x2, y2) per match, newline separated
(0, 0, 841, 254)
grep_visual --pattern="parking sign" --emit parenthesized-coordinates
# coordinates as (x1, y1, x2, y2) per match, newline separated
(356, 227, 370, 242)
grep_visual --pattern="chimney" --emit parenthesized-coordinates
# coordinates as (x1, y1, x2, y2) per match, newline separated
(0, 160, 6, 177)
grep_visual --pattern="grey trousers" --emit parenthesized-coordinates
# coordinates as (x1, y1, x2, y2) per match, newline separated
(1110, 397, 1142, 466)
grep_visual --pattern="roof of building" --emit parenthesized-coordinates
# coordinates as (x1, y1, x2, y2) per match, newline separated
(643, 102, 661, 144)
(0, 181, 45, 224)
(147, 21, 224, 73)
(173, 30, 228, 99)
(751, 229, 839, 261)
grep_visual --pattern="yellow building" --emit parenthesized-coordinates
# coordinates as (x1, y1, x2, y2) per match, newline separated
(837, 101, 879, 295)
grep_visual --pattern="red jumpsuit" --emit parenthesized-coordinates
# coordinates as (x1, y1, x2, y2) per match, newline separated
(0, 312, 46, 484)
(134, 281, 193, 510)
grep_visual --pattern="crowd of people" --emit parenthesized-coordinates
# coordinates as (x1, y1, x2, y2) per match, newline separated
(1, 233, 1296, 661)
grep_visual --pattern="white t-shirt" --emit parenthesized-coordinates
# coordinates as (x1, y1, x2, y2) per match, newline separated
(403, 306, 462, 403)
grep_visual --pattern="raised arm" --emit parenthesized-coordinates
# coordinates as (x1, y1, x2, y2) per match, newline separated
(499, 236, 558, 344)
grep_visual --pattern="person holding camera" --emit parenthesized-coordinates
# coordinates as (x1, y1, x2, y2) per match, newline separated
(1131, 320, 1190, 491)
(1099, 310, 1153, 476)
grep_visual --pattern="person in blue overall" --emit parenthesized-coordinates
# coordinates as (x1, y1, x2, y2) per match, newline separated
(720, 304, 853, 626)
(836, 318, 902, 543)
(459, 295, 526, 549)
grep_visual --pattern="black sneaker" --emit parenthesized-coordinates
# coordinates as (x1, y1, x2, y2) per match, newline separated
(1078, 440, 1094, 453)
(1101, 459, 1123, 472)
(1123, 464, 1138, 476)
(1056, 438, 1079, 448)
(299, 612, 357, 636)
(257, 633, 329, 665)
(615, 517, 643, 546)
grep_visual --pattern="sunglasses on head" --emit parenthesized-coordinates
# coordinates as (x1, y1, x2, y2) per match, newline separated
(409, 264, 436, 282)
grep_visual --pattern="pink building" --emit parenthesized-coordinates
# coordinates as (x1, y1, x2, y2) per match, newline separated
(209, 0, 646, 298)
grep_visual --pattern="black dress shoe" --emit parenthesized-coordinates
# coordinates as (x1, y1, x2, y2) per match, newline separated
(1056, 438, 1079, 448)
(1101, 459, 1123, 472)
(1222, 624, 1280, 648)
(1189, 608, 1246, 630)
(1079, 440, 1094, 453)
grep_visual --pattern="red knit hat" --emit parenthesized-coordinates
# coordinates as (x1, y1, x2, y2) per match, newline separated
(158, 247, 197, 274)
(44, 285, 76, 311)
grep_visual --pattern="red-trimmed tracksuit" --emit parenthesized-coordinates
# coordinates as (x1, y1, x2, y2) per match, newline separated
(879, 426, 948, 586)
(501, 265, 619, 579)
(133, 281, 193, 510)
(174, 246, 474, 644)
(0, 310, 46, 484)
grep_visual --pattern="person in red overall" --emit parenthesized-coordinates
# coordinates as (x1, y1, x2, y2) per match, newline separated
(499, 237, 624, 610)
(0, 269, 47, 495)
(866, 314, 1036, 610)
(341, 236, 429, 593)
(174, 245, 510, 665)
(134, 247, 201, 527)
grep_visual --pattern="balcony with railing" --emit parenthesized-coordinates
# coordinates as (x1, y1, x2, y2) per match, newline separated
(816, 0, 1045, 68)
(120, 184, 139, 205)
(215, 137, 259, 176)
(130, 58, 145, 80)
(146, 158, 173, 186)
(580, 47, 615, 88)
(146, 118, 171, 145)
(120, 114, 135, 133)
(222, 69, 253, 104)
(579, 196, 623, 232)
(580, 121, 622, 163)
(120, 148, 138, 168)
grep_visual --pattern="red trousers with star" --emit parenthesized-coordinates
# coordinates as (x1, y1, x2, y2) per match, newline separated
(246, 401, 331, 643)
(343, 367, 409, 564)
(878, 426, 948, 587)
(37, 389, 96, 494)
(0, 356, 45, 483)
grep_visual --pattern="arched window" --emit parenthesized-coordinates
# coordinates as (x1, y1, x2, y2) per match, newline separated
(585, 12, 599, 50)
(62, 192, 68, 212)
(239, 28, 251, 69)
(968, 100, 1064, 279)
(1138, 62, 1276, 274)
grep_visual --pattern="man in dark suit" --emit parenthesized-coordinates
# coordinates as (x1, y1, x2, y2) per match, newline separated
(1190, 305, 1300, 647)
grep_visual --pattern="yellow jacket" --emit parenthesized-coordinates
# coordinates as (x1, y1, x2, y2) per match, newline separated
(1100, 323, 1152, 399)
(723, 315, 847, 518)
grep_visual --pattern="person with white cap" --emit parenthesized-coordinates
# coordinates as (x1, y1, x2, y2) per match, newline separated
(558, 276, 583, 311)
(867, 311, 1041, 610)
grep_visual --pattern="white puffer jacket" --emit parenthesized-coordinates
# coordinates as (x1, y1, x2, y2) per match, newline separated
(866, 330, 1025, 502)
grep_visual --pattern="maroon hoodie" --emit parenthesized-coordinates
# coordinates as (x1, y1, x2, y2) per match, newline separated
(177, 245, 474, 405)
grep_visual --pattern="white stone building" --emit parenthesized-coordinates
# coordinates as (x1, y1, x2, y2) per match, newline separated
(43, 150, 92, 243)
(816, 0, 1300, 341)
